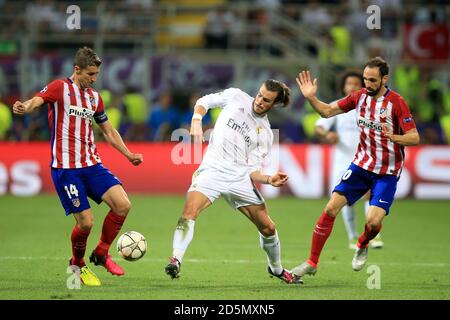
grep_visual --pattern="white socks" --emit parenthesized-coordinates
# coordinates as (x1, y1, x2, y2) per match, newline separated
(172, 218, 196, 263)
(342, 205, 357, 240)
(259, 231, 283, 275)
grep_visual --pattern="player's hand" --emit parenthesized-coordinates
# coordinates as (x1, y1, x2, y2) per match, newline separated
(382, 123, 395, 142)
(296, 70, 318, 99)
(190, 119, 204, 144)
(128, 153, 143, 166)
(269, 172, 288, 187)
(12, 101, 26, 115)
(325, 132, 339, 144)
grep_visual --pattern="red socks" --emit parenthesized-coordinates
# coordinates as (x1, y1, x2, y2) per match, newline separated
(307, 212, 336, 268)
(357, 223, 382, 249)
(94, 211, 126, 257)
(71, 224, 90, 267)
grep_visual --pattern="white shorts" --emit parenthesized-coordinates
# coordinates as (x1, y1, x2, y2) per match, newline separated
(188, 167, 265, 209)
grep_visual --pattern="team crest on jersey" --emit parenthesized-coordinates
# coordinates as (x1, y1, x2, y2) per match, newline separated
(69, 105, 95, 121)
(89, 96, 95, 105)
(256, 126, 263, 134)
(72, 198, 80, 208)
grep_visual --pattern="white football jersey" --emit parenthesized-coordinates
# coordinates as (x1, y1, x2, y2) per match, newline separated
(316, 108, 360, 189)
(196, 88, 273, 179)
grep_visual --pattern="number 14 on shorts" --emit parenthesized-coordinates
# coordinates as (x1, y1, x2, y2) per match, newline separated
(64, 184, 79, 199)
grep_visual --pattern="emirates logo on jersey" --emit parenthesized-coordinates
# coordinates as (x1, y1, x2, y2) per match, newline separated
(69, 105, 95, 122)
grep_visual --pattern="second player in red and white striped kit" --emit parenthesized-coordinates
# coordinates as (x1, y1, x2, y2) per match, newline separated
(13, 47, 143, 286)
(37, 77, 105, 168)
(292, 57, 420, 281)
(337, 86, 416, 176)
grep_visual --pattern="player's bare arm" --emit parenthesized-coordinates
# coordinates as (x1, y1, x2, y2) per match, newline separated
(12, 96, 45, 115)
(315, 126, 339, 144)
(296, 70, 343, 118)
(382, 126, 420, 146)
(98, 120, 143, 166)
(190, 105, 207, 143)
(250, 171, 288, 187)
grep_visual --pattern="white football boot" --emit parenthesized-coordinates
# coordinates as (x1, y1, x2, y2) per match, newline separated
(352, 247, 368, 271)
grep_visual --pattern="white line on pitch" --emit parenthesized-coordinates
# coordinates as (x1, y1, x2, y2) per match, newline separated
(0, 256, 448, 267)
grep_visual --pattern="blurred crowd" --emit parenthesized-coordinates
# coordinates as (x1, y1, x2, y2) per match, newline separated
(1, 68, 448, 145)
(0, 0, 449, 144)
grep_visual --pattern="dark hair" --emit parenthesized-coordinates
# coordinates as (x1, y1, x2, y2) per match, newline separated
(73, 46, 102, 69)
(340, 70, 364, 95)
(365, 56, 389, 77)
(263, 79, 291, 108)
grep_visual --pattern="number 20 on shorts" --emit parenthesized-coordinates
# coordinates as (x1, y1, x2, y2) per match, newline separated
(342, 169, 352, 181)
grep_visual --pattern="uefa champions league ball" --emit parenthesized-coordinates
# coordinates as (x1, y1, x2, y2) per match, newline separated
(117, 231, 147, 261)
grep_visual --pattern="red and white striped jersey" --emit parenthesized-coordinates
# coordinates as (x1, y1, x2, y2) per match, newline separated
(36, 78, 108, 169)
(338, 87, 416, 177)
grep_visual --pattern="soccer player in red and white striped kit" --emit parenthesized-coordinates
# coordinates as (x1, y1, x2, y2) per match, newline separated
(12, 47, 143, 286)
(292, 57, 420, 280)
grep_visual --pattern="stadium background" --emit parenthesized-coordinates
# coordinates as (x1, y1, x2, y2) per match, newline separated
(0, 0, 449, 300)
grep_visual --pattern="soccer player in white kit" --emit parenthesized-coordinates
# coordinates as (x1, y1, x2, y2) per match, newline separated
(315, 71, 384, 250)
(165, 80, 301, 284)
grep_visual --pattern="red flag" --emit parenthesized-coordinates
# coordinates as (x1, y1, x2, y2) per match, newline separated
(404, 23, 449, 61)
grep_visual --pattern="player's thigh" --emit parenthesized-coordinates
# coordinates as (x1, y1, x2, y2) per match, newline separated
(51, 168, 91, 216)
(324, 192, 348, 217)
(225, 176, 265, 210)
(186, 167, 224, 215)
(102, 184, 131, 216)
(84, 164, 122, 208)
(182, 191, 213, 219)
(369, 174, 397, 216)
(332, 163, 371, 212)
(73, 208, 94, 230)
(238, 203, 275, 236)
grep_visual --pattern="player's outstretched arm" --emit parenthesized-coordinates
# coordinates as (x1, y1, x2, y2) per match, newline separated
(296, 71, 343, 118)
(190, 105, 207, 144)
(382, 126, 420, 146)
(98, 120, 143, 166)
(12, 96, 45, 115)
(250, 171, 288, 187)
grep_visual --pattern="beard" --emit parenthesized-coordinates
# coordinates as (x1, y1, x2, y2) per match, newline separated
(366, 83, 383, 96)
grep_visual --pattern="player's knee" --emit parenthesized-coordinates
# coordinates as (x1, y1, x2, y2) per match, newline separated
(182, 203, 201, 220)
(78, 221, 93, 231)
(114, 199, 132, 216)
(260, 223, 276, 237)
(367, 220, 381, 231)
(324, 205, 339, 218)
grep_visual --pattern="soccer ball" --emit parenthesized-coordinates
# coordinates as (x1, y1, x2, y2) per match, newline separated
(117, 231, 147, 261)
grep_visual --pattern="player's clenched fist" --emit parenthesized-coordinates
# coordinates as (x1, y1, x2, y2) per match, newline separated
(12, 101, 26, 115)
(128, 153, 144, 166)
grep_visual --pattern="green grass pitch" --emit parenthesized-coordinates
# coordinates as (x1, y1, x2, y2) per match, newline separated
(0, 195, 449, 300)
